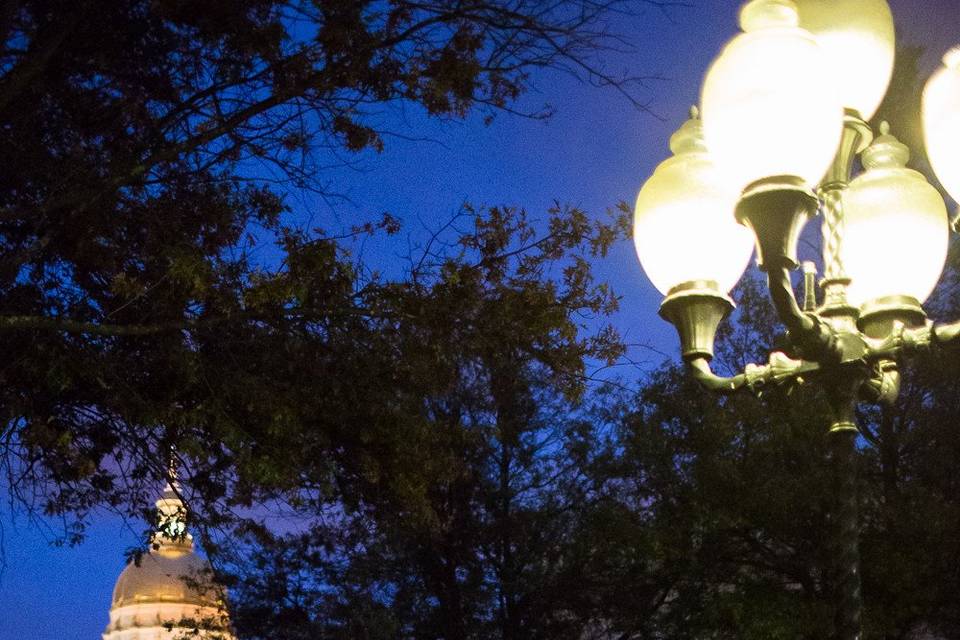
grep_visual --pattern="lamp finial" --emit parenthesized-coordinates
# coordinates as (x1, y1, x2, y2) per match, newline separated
(863, 121, 910, 170)
(739, 0, 799, 32)
(944, 46, 960, 69)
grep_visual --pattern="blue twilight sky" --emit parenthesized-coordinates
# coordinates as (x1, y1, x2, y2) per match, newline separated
(2, 2, 959, 638)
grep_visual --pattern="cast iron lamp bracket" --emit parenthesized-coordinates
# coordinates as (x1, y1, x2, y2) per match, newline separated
(686, 351, 820, 397)
(866, 317, 960, 359)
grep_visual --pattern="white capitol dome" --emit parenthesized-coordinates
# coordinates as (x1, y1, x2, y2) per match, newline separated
(102, 481, 234, 640)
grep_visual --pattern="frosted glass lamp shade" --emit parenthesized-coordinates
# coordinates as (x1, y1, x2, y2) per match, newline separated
(796, 0, 895, 120)
(701, 0, 844, 191)
(634, 110, 755, 296)
(842, 125, 949, 308)
(923, 48, 960, 204)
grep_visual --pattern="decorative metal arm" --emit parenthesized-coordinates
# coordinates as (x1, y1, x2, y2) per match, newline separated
(688, 351, 820, 396)
(935, 320, 960, 345)
(767, 265, 814, 334)
(866, 318, 960, 360)
(766, 266, 841, 362)
(688, 357, 747, 394)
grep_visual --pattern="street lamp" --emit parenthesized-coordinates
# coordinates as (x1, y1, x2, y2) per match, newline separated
(633, 1, 960, 638)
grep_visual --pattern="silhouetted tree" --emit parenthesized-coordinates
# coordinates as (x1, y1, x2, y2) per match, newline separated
(0, 0, 669, 539)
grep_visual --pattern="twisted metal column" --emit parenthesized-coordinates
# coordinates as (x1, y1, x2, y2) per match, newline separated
(818, 111, 872, 324)
(820, 187, 853, 313)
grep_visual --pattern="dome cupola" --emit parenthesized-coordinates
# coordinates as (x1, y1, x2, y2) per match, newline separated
(102, 471, 234, 640)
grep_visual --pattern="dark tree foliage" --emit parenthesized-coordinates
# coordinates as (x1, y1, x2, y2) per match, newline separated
(0, 0, 666, 538)
(226, 203, 631, 640)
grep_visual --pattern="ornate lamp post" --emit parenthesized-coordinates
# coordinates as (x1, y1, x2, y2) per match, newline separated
(633, 1, 960, 638)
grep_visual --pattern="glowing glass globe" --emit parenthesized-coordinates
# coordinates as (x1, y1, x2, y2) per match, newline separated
(842, 124, 949, 309)
(634, 108, 755, 296)
(923, 47, 960, 204)
(796, 0, 895, 120)
(701, 0, 844, 191)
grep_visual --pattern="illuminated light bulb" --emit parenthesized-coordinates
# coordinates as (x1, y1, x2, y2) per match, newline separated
(701, 0, 844, 191)
(796, 0, 895, 120)
(634, 107, 754, 296)
(923, 47, 960, 204)
(842, 123, 949, 313)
